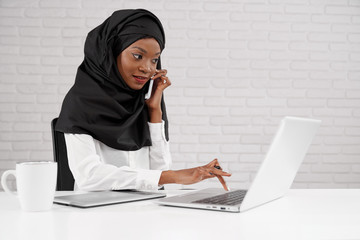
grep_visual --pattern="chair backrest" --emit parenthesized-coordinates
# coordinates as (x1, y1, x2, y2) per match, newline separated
(51, 118, 74, 191)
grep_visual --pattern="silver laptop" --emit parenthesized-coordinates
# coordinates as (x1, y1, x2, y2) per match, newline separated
(54, 190, 166, 208)
(158, 116, 321, 213)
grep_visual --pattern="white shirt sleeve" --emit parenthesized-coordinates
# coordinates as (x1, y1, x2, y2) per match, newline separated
(148, 121, 172, 171)
(64, 122, 171, 191)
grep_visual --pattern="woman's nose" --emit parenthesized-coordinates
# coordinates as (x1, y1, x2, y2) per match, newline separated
(139, 63, 152, 74)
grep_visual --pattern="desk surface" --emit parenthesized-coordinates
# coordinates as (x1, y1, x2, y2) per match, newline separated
(0, 189, 359, 240)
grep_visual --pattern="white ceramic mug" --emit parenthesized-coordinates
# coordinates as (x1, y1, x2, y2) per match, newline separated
(1, 161, 57, 211)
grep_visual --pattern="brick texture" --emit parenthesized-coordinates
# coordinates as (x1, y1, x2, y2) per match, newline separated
(1, 0, 359, 190)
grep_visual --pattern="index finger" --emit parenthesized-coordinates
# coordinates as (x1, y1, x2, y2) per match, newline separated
(153, 69, 168, 78)
(216, 175, 229, 191)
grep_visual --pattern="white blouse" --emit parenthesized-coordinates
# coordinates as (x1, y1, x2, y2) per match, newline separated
(64, 121, 171, 191)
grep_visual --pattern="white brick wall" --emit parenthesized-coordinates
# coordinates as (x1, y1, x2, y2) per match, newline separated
(1, 0, 359, 190)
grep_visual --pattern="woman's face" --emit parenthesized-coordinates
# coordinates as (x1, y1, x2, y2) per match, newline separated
(117, 38, 161, 90)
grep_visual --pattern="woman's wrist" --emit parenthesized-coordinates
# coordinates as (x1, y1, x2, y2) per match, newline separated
(159, 170, 177, 185)
(149, 108, 162, 123)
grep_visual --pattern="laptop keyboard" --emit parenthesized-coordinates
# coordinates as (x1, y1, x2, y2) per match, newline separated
(192, 190, 247, 206)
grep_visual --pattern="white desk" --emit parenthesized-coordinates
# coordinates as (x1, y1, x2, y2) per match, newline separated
(0, 189, 359, 240)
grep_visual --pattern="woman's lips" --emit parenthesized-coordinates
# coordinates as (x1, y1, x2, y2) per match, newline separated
(133, 75, 148, 84)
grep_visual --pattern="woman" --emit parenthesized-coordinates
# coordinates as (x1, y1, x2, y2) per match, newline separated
(56, 9, 231, 191)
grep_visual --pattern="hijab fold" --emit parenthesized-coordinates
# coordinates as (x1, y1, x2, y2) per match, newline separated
(56, 9, 169, 151)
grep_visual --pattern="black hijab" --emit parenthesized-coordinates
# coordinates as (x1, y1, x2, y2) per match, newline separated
(55, 9, 169, 151)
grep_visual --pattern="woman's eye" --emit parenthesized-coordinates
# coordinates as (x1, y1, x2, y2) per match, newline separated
(152, 58, 159, 64)
(132, 53, 142, 60)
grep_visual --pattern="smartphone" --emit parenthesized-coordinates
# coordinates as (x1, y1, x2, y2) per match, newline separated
(144, 79, 154, 100)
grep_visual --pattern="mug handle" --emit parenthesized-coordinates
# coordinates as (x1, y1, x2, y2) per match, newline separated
(1, 170, 17, 196)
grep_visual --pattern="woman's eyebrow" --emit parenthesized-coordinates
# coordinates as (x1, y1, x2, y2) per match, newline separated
(131, 46, 161, 56)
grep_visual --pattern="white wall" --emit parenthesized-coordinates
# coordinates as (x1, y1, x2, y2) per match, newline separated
(1, 0, 359, 190)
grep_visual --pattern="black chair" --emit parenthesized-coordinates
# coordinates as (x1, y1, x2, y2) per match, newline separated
(51, 118, 75, 191)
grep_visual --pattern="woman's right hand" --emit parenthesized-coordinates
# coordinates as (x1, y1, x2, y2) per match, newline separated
(159, 159, 231, 191)
(145, 69, 171, 123)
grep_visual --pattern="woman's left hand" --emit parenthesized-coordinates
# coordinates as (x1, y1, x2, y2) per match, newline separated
(159, 159, 232, 191)
(145, 69, 171, 122)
